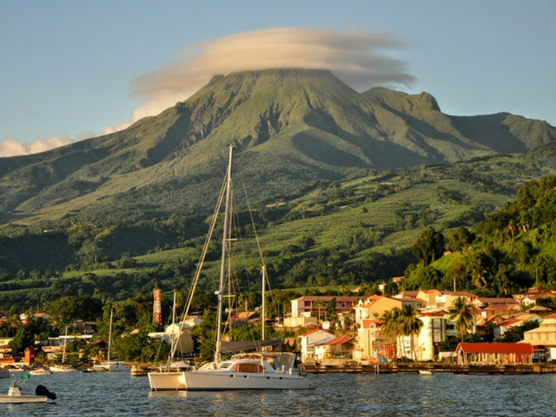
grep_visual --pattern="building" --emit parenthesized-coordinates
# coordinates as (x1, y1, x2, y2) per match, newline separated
(433, 291, 477, 310)
(493, 314, 542, 339)
(521, 313, 556, 360)
(290, 296, 362, 319)
(313, 337, 355, 360)
(282, 313, 318, 328)
(455, 342, 534, 365)
(354, 296, 425, 323)
(298, 329, 336, 362)
(416, 310, 448, 361)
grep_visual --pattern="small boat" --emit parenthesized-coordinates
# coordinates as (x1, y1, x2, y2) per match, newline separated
(29, 368, 52, 376)
(0, 377, 56, 404)
(50, 364, 77, 373)
(92, 361, 130, 373)
(419, 369, 433, 375)
(130, 365, 149, 377)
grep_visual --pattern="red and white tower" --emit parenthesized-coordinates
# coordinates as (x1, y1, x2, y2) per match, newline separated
(153, 288, 162, 325)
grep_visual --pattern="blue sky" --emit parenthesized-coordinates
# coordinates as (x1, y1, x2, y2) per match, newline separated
(1, 0, 554, 156)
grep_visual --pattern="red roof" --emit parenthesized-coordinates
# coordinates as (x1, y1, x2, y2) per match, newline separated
(456, 343, 533, 354)
(300, 328, 322, 337)
(325, 337, 353, 346)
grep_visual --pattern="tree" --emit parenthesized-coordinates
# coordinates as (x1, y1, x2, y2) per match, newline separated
(410, 227, 445, 266)
(446, 227, 475, 253)
(448, 297, 475, 343)
(8, 326, 34, 352)
(381, 308, 402, 359)
(398, 304, 423, 360)
(313, 299, 325, 325)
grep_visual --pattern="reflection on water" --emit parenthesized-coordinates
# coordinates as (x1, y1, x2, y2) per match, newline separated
(2, 371, 556, 416)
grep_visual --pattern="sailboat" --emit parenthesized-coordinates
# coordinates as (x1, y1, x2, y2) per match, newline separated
(50, 326, 77, 373)
(147, 293, 193, 390)
(93, 309, 130, 372)
(178, 146, 312, 391)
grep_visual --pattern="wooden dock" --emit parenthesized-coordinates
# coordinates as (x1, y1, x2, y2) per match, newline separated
(299, 361, 556, 375)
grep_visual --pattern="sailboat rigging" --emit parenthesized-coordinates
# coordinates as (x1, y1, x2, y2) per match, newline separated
(50, 326, 77, 373)
(148, 145, 313, 391)
(93, 308, 130, 372)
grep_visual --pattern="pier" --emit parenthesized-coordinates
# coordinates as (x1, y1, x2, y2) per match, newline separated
(299, 360, 556, 375)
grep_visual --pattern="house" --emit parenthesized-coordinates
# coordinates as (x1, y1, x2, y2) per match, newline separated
(472, 297, 516, 309)
(282, 313, 318, 328)
(493, 314, 542, 339)
(298, 329, 336, 362)
(230, 311, 259, 326)
(313, 337, 355, 360)
(521, 313, 556, 360)
(393, 291, 420, 300)
(416, 310, 448, 361)
(477, 303, 521, 320)
(417, 289, 442, 308)
(290, 296, 362, 319)
(355, 319, 396, 362)
(455, 342, 534, 365)
(434, 291, 477, 310)
(354, 296, 424, 323)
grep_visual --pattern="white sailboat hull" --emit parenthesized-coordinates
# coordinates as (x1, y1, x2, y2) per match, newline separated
(50, 365, 77, 373)
(179, 370, 314, 391)
(148, 371, 185, 391)
(92, 362, 130, 372)
(0, 395, 48, 404)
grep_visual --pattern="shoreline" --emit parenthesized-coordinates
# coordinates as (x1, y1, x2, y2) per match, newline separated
(299, 361, 556, 375)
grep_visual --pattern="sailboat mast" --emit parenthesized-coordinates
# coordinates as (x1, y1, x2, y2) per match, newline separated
(262, 265, 266, 342)
(215, 145, 234, 363)
(107, 308, 113, 365)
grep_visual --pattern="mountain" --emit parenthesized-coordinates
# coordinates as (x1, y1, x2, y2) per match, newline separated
(1, 69, 555, 225)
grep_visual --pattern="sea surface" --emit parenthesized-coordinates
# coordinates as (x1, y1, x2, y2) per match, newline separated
(1, 370, 556, 416)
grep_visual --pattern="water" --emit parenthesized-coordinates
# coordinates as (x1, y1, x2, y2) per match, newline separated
(1, 371, 556, 416)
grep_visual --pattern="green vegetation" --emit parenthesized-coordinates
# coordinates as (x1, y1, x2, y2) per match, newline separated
(0, 154, 555, 310)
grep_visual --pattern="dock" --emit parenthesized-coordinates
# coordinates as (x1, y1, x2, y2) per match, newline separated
(299, 361, 556, 375)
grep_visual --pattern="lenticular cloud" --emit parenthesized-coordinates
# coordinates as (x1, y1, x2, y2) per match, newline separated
(131, 27, 415, 121)
(2, 27, 415, 157)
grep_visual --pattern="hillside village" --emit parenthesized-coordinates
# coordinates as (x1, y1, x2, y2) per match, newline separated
(290, 285, 555, 367)
(1, 282, 555, 371)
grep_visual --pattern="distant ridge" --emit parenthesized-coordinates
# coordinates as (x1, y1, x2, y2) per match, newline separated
(1, 68, 555, 224)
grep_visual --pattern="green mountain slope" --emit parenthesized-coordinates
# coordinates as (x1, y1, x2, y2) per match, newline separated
(1, 69, 555, 225)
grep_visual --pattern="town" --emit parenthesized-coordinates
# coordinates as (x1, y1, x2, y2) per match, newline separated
(1, 281, 554, 375)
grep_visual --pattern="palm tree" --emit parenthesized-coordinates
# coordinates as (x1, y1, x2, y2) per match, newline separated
(448, 297, 476, 343)
(381, 308, 402, 359)
(313, 299, 325, 325)
(399, 304, 423, 360)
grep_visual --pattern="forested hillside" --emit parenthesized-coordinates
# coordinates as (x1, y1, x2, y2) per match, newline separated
(403, 173, 556, 299)
(1, 150, 554, 311)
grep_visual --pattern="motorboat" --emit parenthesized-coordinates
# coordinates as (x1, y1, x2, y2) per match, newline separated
(0, 379, 56, 404)
(29, 368, 52, 376)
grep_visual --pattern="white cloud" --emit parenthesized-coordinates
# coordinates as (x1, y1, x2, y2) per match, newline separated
(131, 27, 415, 121)
(3, 27, 415, 157)
(0, 136, 73, 157)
